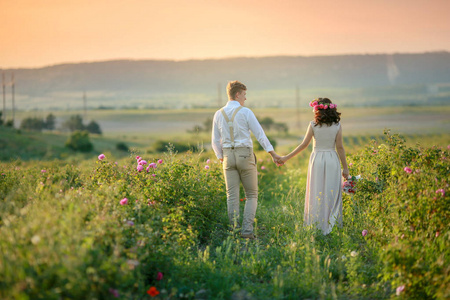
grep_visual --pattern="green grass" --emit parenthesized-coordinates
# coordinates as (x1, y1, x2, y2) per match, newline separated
(0, 130, 448, 299)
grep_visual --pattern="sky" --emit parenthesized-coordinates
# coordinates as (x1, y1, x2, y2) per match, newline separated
(1, 0, 449, 68)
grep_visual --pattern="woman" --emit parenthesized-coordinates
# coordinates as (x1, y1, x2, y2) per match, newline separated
(279, 98, 349, 235)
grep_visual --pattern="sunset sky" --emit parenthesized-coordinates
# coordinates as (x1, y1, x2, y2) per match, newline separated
(1, 0, 449, 68)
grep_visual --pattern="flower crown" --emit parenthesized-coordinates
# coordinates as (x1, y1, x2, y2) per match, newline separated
(309, 100, 337, 111)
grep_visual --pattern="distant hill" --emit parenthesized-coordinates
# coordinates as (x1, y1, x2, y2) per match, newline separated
(2, 52, 450, 109)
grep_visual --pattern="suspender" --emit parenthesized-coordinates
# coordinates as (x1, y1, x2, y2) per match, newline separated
(220, 106, 243, 148)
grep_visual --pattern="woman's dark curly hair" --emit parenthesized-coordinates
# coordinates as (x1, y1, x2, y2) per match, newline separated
(313, 98, 341, 127)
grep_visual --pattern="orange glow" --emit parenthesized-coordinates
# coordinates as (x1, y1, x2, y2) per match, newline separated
(0, 0, 449, 68)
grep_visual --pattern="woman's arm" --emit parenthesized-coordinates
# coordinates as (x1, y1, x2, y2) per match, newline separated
(280, 123, 313, 163)
(335, 125, 349, 179)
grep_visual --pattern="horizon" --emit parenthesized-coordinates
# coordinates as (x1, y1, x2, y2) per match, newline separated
(1, 50, 448, 70)
(1, 0, 450, 69)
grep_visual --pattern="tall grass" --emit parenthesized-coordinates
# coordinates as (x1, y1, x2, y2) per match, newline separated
(0, 131, 448, 299)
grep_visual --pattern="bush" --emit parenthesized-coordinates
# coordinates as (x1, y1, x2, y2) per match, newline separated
(85, 120, 102, 134)
(154, 140, 199, 153)
(255, 135, 277, 151)
(65, 131, 93, 152)
(20, 117, 45, 131)
(116, 142, 129, 152)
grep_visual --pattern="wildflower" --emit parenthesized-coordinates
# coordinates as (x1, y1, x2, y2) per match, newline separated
(152, 174, 156, 177)
(137, 165, 144, 172)
(436, 189, 445, 196)
(149, 162, 157, 168)
(127, 259, 139, 270)
(403, 167, 412, 173)
(415, 169, 420, 174)
(120, 198, 128, 205)
(396, 285, 405, 296)
(349, 163, 353, 167)
(156, 272, 163, 281)
(147, 287, 160, 297)
(206, 159, 210, 164)
(261, 166, 266, 170)
(136, 156, 141, 160)
(146, 166, 150, 172)
(41, 169, 47, 173)
(447, 145, 450, 149)
(350, 251, 357, 257)
(126, 220, 134, 226)
(31, 235, 41, 245)
(205, 165, 210, 170)
(109, 288, 120, 298)
(158, 159, 163, 164)
(436, 231, 440, 237)
(362, 229, 368, 237)
(341, 255, 347, 260)
(139, 160, 147, 165)
(98, 154, 105, 160)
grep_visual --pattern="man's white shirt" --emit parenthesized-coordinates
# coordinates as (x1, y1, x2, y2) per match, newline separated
(211, 100, 274, 159)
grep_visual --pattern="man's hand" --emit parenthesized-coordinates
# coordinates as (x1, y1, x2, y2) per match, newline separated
(269, 151, 284, 166)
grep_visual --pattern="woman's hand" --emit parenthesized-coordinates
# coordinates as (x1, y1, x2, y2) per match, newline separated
(342, 168, 349, 179)
(279, 156, 289, 165)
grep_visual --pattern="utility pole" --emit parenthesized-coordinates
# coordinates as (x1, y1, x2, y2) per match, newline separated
(11, 72, 15, 126)
(83, 90, 87, 118)
(2, 72, 5, 122)
(296, 85, 300, 129)
(217, 83, 222, 107)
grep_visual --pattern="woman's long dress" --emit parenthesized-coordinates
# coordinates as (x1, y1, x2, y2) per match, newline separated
(304, 121, 343, 235)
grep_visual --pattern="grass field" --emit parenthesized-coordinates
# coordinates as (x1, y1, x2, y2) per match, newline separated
(0, 130, 448, 299)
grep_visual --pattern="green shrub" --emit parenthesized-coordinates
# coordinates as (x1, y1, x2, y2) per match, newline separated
(154, 140, 199, 153)
(116, 142, 129, 152)
(65, 131, 93, 152)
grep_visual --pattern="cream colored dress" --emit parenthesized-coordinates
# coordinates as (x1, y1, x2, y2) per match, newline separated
(304, 121, 343, 235)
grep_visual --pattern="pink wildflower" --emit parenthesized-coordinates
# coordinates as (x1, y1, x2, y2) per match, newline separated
(447, 145, 450, 149)
(436, 189, 445, 196)
(136, 156, 141, 160)
(109, 288, 120, 298)
(146, 166, 150, 172)
(261, 166, 266, 170)
(403, 167, 412, 174)
(152, 174, 156, 177)
(362, 230, 368, 237)
(139, 160, 147, 165)
(205, 165, 210, 170)
(206, 159, 210, 164)
(41, 169, 47, 173)
(149, 162, 157, 169)
(436, 231, 440, 237)
(137, 165, 144, 172)
(396, 285, 405, 296)
(98, 154, 105, 160)
(120, 198, 128, 205)
(349, 163, 353, 167)
(158, 159, 163, 164)
(126, 220, 134, 226)
(156, 272, 163, 281)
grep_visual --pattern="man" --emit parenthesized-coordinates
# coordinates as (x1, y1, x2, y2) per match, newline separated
(211, 80, 282, 239)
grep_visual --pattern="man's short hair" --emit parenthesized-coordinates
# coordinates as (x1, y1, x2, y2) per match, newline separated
(227, 81, 247, 100)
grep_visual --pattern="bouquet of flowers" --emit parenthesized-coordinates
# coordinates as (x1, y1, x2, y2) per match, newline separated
(343, 175, 361, 195)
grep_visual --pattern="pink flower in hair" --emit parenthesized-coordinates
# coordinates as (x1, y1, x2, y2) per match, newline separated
(313, 105, 319, 111)
(324, 105, 328, 109)
(312, 101, 318, 106)
(319, 104, 324, 109)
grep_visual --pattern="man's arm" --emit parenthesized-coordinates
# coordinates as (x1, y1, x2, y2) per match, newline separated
(211, 111, 223, 160)
(247, 110, 282, 163)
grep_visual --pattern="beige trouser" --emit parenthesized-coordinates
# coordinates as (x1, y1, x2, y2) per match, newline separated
(223, 147, 258, 235)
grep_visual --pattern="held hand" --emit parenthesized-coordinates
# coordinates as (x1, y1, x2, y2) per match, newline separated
(279, 156, 289, 165)
(342, 168, 349, 179)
